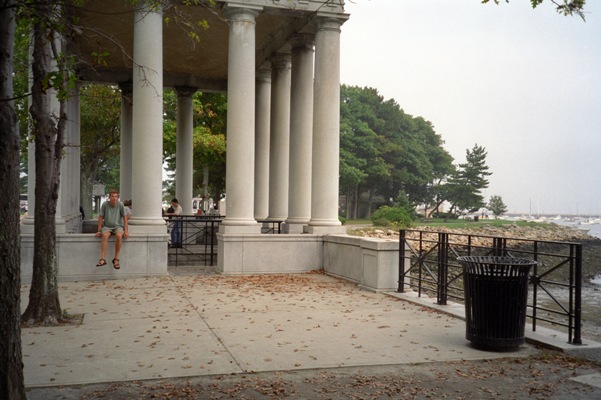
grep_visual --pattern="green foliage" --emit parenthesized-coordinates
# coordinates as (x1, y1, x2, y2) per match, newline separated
(163, 90, 227, 199)
(446, 144, 491, 215)
(338, 215, 347, 225)
(488, 195, 508, 217)
(371, 206, 413, 228)
(482, 0, 587, 20)
(79, 84, 122, 196)
(432, 212, 459, 220)
(339, 85, 454, 218)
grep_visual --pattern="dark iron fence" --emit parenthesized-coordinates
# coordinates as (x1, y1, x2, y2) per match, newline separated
(257, 220, 284, 234)
(165, 216, 286, 267)
(166, 215, 223, 267)
(399, 229, 583, 345)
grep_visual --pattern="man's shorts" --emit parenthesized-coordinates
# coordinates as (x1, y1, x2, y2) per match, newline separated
(101, 226, 124, 235)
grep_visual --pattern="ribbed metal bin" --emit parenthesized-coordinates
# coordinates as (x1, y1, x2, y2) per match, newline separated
(457, 256, 536, 351)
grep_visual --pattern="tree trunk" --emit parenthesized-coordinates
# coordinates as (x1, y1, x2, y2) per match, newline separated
(22, 10, 64, 325)
(0, 1, 27, 397)
(367, 189, 375, 218)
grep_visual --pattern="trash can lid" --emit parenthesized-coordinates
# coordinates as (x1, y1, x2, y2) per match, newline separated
(457, 255, 536, 266)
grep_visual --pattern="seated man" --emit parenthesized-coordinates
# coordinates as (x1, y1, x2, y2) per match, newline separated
(95, 189, 128, 269)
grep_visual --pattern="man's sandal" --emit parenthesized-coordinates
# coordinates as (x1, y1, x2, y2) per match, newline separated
(96, 259, 107, 267)
(112, 258, 120, 270)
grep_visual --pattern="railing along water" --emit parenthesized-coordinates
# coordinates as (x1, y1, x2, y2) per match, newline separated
(399, 229, 583, 345)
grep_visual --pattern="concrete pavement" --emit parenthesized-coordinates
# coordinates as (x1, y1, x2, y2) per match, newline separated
(20, 268, 600, 389)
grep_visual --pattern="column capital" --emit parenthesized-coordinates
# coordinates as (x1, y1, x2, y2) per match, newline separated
(314, 14, 348, 32)
(222, 4, 261, 21)
(256, 64, 272, 84)
(119, 82, 133, 103)
(175, 86, 197, 98)
(289, 34, 315, 51)
(119, 82, 132, 93)
(269, 52, 291, 71)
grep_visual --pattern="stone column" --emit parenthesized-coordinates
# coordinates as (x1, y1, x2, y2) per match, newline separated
(220, 5, 261, 233)
(129, 3, 165, 232)
(119, 83, 133, 202)
(306, 17, 347, 234)
(175, 87, 196, 214)
(285, 35, 314, 233)
(254, 65, 271, 220)
(66, 84, 81, 232)
(267, 53, 292, 222)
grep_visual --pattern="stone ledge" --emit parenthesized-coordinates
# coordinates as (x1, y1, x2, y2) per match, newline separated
(21, 233, 169, 283)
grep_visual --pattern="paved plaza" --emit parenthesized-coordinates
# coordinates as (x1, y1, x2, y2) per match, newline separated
(21, 270, 601, 398)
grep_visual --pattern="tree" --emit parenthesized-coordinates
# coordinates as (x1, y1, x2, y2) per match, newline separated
(446, 144, 492, 215)
(163, 90, 227, 203)
(20, 1, 73, 325)
(339, 85, 454, 219)
(0, 1, 27, 398)
(483, 0, 587, 20)
(488, 195, 508, 218)
(79, 84, 122, 219)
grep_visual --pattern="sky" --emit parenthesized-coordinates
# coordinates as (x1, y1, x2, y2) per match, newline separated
(339, 0, 601, 216)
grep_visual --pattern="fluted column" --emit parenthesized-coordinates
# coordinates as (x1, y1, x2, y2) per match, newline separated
(66, 84, 81, 232)
(267, 53, 292, 222)
(119, 83, 133, 202)
(307, 17, 347, 233)
(175, 87, 196, 214)
(285, 35, 314, 233)
(220, 5, 261, 232)
(129, 3, 165, 232)
(254, 65, 271, 220)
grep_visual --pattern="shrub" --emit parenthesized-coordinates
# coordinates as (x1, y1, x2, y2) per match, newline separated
(433, 212, 458, 220)
(338, 216, 347, 225)
(370, 206, 413, 228)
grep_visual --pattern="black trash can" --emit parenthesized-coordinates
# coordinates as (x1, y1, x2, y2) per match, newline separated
(457, 256, 536, 351)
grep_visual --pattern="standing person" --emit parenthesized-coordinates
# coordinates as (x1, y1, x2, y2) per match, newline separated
(168, 198, 183, 247)
(95, 189, 128, 269)
(124, 199, 132, 222)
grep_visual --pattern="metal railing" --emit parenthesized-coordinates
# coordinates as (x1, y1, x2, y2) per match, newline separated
(166, 215, 224, 267)
(399, 229, 583, 344)
(257, 220, 284, 234)
(165, 215, 286, 267)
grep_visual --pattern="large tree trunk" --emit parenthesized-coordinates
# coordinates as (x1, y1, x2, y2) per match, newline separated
(22, 8, 64, 325)
(0, 1, 27, 398)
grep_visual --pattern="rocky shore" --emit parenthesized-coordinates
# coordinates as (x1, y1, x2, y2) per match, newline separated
(349, 223, 601, 282)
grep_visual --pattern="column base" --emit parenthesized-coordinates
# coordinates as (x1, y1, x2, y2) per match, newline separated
(219, 223, 261, 234)
(283, 222, 306, 234)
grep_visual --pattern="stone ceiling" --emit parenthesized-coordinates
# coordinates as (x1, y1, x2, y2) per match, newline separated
(69, 0, 346, 92)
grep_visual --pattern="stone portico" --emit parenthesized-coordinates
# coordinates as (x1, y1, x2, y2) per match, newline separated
(21, 0, 357, 282)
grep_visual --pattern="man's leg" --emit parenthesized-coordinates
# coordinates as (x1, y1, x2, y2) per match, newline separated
(114, 232, 123, 260)
(101, 231, 111, 260)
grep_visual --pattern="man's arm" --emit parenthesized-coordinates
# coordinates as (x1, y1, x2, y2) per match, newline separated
(96, 215, 104, 237)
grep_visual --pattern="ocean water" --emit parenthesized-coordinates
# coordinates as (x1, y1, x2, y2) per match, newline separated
(546, 220, 601, 342)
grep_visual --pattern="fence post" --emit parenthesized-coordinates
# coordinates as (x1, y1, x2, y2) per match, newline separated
(437, 232, 448, 305)
(573, 243, 583, 344)
(398, 230, 406, 292)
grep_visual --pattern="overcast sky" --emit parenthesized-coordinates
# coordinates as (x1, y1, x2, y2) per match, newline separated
(340, 0, 601, 216)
